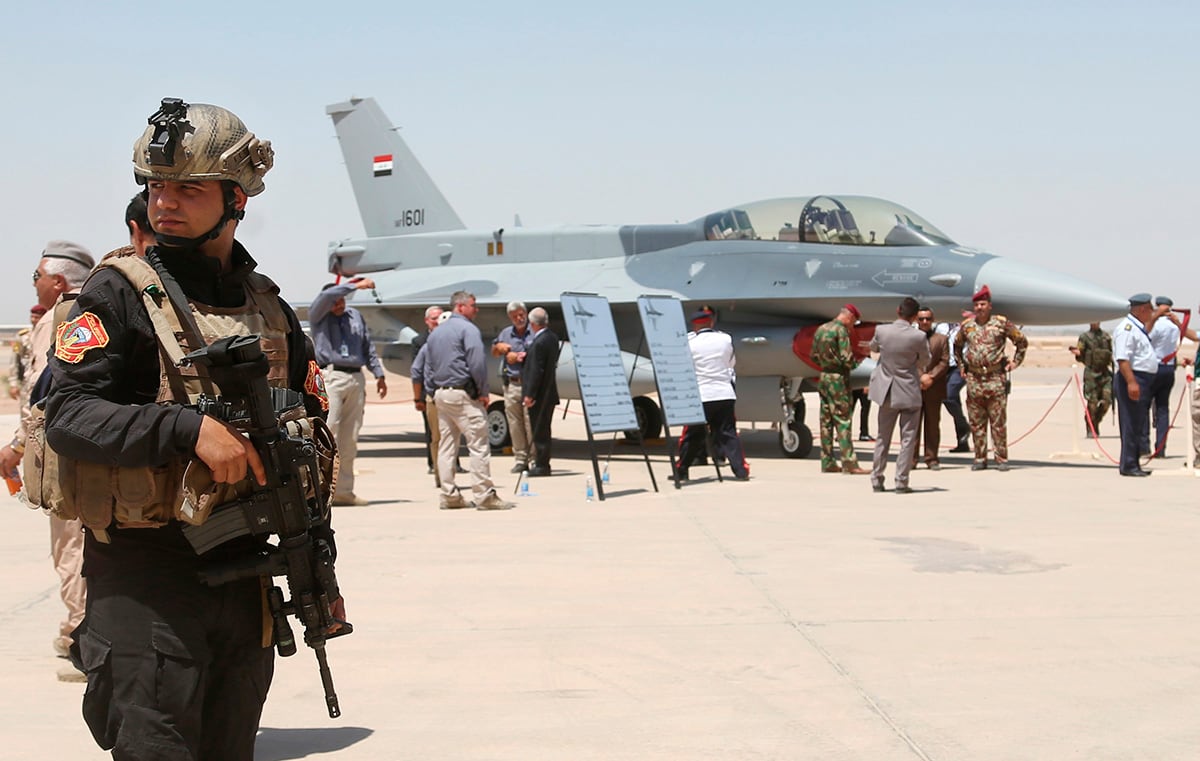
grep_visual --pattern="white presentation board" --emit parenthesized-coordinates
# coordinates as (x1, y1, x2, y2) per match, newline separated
(560, 293, 639, 434)
(636, 296, 706, 428)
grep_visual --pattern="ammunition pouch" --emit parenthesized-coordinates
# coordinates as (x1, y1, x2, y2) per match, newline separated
(24, 400, 186, 540)
(22, 401, 65, 517)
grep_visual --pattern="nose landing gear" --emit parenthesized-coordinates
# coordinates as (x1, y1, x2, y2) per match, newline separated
(779, 389, 813, 459)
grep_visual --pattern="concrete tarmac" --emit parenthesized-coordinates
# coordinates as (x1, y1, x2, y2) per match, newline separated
(2, 366, 1198, 760)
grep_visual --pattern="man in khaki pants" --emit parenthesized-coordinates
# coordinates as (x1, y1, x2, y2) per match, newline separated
(420, 291, 514, 511)
(0, 241, 95, 681)
(310, 276, 388, 505)
(492, 301, 534, 473)
(412, 307, 463, 486)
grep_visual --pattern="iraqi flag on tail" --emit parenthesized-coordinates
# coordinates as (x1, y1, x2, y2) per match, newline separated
(373, 154, 393, 177)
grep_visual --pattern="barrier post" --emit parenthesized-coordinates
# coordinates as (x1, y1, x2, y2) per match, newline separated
(1050, 364, 1098, 461)
(1187, 373, 1198, 477)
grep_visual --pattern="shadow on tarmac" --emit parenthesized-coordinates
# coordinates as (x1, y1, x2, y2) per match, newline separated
(356, 419, 1131, 475)
(255, 726, 374, 760)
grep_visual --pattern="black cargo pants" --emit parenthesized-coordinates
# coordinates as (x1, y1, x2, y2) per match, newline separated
(74, 572, 273, 761)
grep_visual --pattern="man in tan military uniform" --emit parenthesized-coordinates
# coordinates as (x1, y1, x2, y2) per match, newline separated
(1, 243, 94, 682)
(8, 305, 45, 400)
(953, 285, 1028, 471)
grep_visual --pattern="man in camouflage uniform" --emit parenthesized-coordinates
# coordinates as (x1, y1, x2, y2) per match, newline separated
(1069, 322, 1113, 433)
(7, 305, 45, 400)
(953, 285, 1028, 471)
(812, 304, 868, 474)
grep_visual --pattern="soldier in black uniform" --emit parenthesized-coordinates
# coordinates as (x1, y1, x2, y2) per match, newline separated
(44, 99, 334, 761)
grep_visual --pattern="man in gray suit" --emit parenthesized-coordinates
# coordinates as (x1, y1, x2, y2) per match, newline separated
(868, 297, 933, 493)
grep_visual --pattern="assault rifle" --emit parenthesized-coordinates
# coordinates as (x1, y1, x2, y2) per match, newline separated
(180, 334, 350, 719)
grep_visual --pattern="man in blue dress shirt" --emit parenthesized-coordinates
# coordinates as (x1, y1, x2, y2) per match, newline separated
(1112, 293, 1165, 477)
(422, 290, 514, 510)
(310, 276, 388, 505)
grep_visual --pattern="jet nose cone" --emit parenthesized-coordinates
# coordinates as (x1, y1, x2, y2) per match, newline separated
(975, 257, 1128, 325)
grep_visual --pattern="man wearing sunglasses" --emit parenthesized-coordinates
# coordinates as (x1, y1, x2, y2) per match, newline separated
(1, 240, 94, 682)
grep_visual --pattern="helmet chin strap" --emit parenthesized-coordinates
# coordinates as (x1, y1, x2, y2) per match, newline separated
(151, 182, 245, 250)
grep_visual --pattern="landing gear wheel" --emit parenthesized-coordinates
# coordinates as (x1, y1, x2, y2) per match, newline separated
(624, 396, 663, 442)
(486, 400, 511, 450)
(779, 420, 813, 458)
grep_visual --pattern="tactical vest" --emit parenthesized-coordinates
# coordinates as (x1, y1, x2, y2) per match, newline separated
(1082, 334, 1113, 373)
(22, 253, 333, 543)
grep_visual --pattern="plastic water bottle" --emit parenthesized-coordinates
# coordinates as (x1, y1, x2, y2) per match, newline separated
(585, 477, 594, 502)
(601, 469, 610, 485)
(520, 480, 531, 497)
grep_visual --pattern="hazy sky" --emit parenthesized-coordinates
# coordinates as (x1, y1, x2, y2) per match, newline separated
(3, 1, 1196, 325)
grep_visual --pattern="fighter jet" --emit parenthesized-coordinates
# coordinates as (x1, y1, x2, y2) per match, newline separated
(323, 96, 1127, 458)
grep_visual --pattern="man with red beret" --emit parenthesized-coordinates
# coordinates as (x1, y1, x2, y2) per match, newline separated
(812, 304, 869, 474)
(953, 285, 1028, 470)
(674, 307, 750, 480)
(8, 304, 47, 400)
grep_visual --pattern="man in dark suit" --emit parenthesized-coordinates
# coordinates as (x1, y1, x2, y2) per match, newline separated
(522, 307, 561, 476)
(868, 297, 932, 493)
(913, 306, 950, 470)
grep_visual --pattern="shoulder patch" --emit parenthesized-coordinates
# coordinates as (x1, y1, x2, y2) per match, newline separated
(305, 360, 330, 411)
(54, 312, 110, 363)
(1123, 324, 1132, 331)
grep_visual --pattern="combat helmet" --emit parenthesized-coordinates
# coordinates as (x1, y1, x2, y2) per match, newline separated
(133, 98, 273, 196)
(133, 98, 273, 248)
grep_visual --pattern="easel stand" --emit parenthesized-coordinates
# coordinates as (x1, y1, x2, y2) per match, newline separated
(584, 418, 658, 501)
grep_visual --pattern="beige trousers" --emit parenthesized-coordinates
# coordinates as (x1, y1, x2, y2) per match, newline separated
(51, 516, 85, 651)
(324, 368, 366, 497)
(503, 381, 533, 466)
(435, 388, 495, 501)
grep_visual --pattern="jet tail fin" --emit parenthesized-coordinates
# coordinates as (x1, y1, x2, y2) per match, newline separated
(326, 97, 464, 238)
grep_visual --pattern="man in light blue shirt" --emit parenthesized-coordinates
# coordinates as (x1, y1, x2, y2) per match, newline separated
(491, 301, 534, 474)
(1112, 293, 1163, 476)
(310, 277, 388, 505)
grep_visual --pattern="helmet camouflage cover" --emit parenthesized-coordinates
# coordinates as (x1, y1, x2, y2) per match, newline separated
(132, 98, 273, 196)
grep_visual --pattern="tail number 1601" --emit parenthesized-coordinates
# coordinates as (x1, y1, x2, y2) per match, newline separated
(395, 208, 425, 228)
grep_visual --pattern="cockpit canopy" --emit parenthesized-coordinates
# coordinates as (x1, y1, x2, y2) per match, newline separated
(701, 195, 955, 247)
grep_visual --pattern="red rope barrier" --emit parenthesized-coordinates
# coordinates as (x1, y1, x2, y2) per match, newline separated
(1007, 375, 1073, 447)
(1075, 370, 1119, 464)
(1142, 379, 1191, 463)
